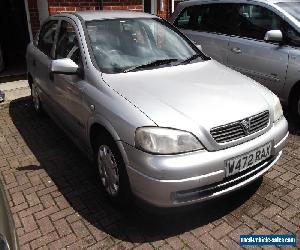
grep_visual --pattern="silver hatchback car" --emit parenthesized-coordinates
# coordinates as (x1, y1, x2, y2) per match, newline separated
(27, 11, 288, 207)
(170, 0, 300, 122)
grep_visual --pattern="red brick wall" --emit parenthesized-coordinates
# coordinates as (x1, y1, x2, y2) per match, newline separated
(48, 0, 102, 15)
(28, 0, 171, 36)
(102, 0, 143, 11)
(48, 0, 143, 15)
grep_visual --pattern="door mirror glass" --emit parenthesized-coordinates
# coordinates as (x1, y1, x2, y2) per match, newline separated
(264, 30, 283, 43)
(50, 58, 79, 75)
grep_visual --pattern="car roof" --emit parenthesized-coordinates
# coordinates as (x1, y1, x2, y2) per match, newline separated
(179, 0, 299, 5)
(61, 11, 156, 21)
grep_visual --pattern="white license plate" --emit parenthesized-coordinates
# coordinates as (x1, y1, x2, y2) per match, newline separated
(225, 142, 272, 177)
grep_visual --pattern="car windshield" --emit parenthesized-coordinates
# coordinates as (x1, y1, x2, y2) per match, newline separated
(86, 18, 203, 73)
(276, 2, 300, 22)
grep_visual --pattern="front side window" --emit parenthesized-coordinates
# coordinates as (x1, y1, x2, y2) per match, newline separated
(175, 4, 236, 34)
(233, 4, 283, 40)
(55, 21, 81, 65)
(86, 18, 203, 74)
(38, 20, 58, 57)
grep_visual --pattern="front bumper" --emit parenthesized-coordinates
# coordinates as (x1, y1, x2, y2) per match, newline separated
(122, 118, 289, 207)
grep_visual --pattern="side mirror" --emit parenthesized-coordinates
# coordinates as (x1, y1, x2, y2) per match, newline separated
(50, 58, 79, 75)
(264, 30, 283, 43)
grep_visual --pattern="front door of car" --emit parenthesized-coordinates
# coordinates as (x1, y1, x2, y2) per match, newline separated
(51, 20, 88, 145)
(227, 4, 289, 96)
(174, 3, 236, 64)
(33, 20, 59, 110)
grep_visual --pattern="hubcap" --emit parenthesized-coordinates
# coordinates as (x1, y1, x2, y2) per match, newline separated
(97, 145, 120, 197)
(32, 86, 40, 111)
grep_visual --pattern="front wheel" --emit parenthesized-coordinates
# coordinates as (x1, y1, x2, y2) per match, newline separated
(94, 135, 132, 206)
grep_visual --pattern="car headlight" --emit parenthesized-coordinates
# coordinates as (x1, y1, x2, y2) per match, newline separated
(135, 127, 204, 154)
(272, 94, 283, 123)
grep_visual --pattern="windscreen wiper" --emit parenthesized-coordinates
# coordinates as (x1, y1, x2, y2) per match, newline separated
(124, 59, 178, 73)
(178, 54, 203, 65)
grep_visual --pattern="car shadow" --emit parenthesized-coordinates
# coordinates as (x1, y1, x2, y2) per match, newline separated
(9, 97, 265, 243)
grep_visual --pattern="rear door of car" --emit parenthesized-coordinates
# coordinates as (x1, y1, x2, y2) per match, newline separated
(173, 3, 236, 64)
(227, 3, 289, 96)
(32, 19, 59, 109)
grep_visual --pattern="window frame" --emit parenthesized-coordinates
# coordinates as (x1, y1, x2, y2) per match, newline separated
(54, 17, 85, 71)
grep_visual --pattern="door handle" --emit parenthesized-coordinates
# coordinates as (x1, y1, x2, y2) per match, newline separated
(231, 47, 242, 54)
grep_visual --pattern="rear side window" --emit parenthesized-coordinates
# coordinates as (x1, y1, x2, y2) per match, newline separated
(233, 4, 283, 40)
(55, 20, 82, 65)
(174, 4, 236, 35)
(38, 20, 58, 57)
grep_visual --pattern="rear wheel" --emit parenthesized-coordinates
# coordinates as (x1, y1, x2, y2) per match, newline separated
(94, 134, 132, 206)
(31, 83, 44, 115)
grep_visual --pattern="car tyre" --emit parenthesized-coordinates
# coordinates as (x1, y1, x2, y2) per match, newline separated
(31, 83, 44, 115)
(94, 134, 132, 206)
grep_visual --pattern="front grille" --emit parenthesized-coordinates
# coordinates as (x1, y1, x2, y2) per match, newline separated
(210, 111, 269, 143)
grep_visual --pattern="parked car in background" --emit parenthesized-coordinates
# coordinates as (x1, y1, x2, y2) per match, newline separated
(170, 0, 300, 123)
(0, 181, 18, 250)
(27, 11, 288, 207)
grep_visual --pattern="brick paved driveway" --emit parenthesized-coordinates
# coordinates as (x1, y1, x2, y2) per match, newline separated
(0, 97, 299, 249)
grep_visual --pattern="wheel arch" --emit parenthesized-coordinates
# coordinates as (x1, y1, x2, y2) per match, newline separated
(88, 117, 129, 165)
(288, 80, 300, 107)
